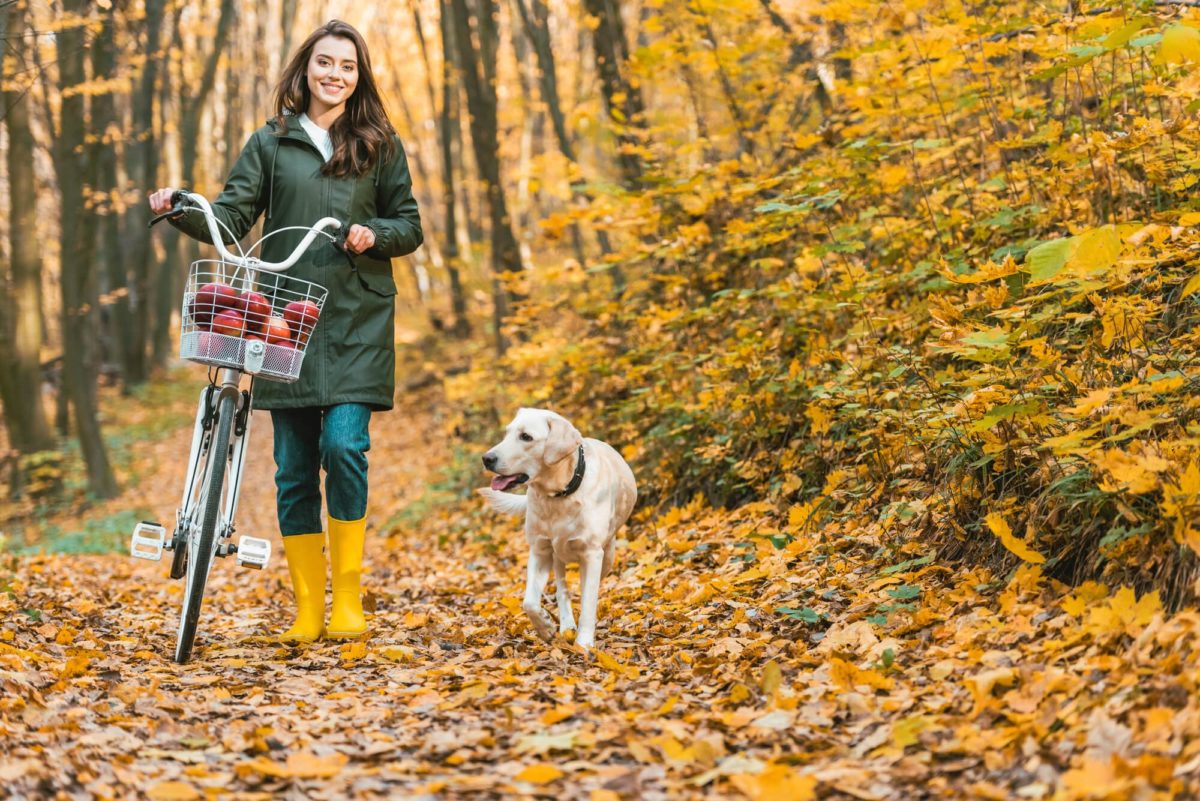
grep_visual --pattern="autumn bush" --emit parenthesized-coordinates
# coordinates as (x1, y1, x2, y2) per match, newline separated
(427, 3, 1200, 605)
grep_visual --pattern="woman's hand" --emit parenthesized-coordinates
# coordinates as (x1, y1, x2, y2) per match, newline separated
(148, 187, 178, 214)
(345, 224, 376, 254)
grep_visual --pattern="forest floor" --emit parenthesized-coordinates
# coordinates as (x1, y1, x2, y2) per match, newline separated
(2, 377, 1199, 801)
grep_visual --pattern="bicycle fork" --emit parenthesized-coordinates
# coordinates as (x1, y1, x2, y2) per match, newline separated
(130, 368, 272, 570)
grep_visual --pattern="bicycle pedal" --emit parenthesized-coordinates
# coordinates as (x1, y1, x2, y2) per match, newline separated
(237, 535, 271, 569)
(130, 522, 167, 562)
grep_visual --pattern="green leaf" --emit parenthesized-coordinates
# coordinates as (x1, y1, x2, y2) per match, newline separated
(880, 555, 933, 575)
(775, 606, 822, 624)
(960, 328, 1010, 350)
(1025, 237, 1072, 283)
(1103, 18, 1152, 50)
(971, 400, 1042, 432)
(887, 584, 921, 600)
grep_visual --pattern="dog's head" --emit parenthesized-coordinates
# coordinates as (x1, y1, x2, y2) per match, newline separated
(482, 408, 582, 491)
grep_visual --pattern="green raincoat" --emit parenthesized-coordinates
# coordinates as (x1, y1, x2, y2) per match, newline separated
(171, 117, 423, 411)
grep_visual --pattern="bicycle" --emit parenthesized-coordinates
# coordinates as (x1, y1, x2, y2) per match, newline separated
(129, 191, 342, 663)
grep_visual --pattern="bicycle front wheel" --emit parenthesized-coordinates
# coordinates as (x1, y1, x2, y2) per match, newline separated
(174, 391, 238, 664)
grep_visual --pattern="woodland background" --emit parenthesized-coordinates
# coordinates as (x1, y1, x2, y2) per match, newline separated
(5, 0, 1200, 799)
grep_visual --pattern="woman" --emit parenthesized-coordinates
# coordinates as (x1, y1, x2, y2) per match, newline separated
(149, 20, 422, 643)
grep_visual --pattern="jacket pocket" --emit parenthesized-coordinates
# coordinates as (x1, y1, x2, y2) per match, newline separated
(355, 260, 397, 297)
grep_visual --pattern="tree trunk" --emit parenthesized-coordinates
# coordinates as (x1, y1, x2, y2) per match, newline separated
(156, 0, 236, 365)
(512, 0, 617, 282)
(57, 0, 119, 499)
(689, 6, 754, 156)
(438, 0, 469, 336)
(581, 0, 646, 188)
(91, 7, 133, 389)
(152, 10, 185, 369)
(0, 0, 55, 456)
(123, 0, 167, 385)
(280, 0, 299, 61)
(450, 0, 524, 354)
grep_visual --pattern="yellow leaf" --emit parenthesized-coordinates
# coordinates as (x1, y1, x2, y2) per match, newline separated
(1062, 581, 1108, 617)
(1160, 24, 1200, 64)
(340, 642, 366, 660)
(787, 501, 816, 532)
(760, 660, 783, 695)
(830, 657, 894, 691)
(892, 715, 933, 749)
(287, 752, 348, 778)
(540, 704, 576, 725)
(147, 782, 200, 801)
(1092, 447, 1169, 494)
(591, 791, 621, 801)
(381, 645, 414, 662)
(730, 763, 816, 800)
(517, 763, 564, 784)
(1182, 272, 1200, 298)
(1067, 388, 1113, 417)
(1069, 226, 1121, 276)
(984, 513, 1046, 564)
(59, 655, 91, 680)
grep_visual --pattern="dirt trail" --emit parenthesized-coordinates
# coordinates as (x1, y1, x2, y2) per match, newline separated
(3, 393, 1200, 800)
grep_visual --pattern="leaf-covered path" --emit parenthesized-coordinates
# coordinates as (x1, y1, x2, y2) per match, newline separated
(3, 394, 1200, 801)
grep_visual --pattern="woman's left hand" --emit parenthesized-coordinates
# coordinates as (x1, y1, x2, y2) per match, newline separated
(345, 224, 376, 254)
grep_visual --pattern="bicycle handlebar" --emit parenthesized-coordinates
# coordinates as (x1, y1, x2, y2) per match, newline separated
(149, 191, 342, 273)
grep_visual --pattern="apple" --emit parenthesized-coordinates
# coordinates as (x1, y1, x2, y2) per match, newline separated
(211, 309, 246, 337)
(239, 290, 271, 334)
(264, 315, 294, 346)
(192, 281, 239, 327)
(283, 299, 320, 345)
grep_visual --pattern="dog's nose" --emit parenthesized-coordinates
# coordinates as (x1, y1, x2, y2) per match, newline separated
(483, 452, 497, 470)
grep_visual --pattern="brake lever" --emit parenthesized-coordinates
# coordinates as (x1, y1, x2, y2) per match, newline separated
(147, 189, 193, 228)
(147, 208, 185, 228)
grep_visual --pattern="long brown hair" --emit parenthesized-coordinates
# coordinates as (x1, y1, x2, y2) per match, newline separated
(273, 20, 396, 178)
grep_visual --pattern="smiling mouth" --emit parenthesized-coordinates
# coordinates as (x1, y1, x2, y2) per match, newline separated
(490, 473, 529, 491)
(321, 83, 343, 92)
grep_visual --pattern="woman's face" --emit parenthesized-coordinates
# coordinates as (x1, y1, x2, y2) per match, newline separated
(305, 35, 359, 113)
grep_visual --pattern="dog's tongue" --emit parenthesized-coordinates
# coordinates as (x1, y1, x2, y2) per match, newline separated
(491, 475, 520, 491)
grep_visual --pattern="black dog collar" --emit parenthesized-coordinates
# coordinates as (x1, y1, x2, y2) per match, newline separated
(552, 444, 586, 498)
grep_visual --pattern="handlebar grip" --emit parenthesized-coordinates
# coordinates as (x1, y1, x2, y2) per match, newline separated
(147, 188, 192, 228)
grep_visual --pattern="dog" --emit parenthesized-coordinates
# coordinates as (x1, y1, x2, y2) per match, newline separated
(479, 408, 637, 650)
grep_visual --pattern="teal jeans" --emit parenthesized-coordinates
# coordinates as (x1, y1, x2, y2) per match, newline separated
(271, 404, 371, 536)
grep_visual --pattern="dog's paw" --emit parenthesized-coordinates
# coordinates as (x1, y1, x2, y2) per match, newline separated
(524, 605, 556, 641)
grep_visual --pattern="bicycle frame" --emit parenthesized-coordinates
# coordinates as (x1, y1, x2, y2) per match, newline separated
(175, 370, 252, 573)
(131, 192, 342, 662)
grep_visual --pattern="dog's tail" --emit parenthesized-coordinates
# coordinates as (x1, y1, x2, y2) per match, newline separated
(477, 487, 528, 516)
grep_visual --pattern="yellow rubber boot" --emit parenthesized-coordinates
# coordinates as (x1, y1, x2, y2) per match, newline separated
(327, 516, 368, 639)
(279, 533, 326, 643)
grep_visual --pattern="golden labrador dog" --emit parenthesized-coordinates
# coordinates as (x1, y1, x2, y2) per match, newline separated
(479, 408, 637, 650)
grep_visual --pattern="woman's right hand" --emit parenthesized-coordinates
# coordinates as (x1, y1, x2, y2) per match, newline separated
(148, 187, 178, 214)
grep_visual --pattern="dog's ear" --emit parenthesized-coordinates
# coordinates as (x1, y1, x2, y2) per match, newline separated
(543, 415, 582, 465)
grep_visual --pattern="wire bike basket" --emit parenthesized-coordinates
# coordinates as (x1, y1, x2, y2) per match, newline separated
(179, 259, 327, 382)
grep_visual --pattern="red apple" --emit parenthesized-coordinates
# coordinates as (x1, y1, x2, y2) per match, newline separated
(192, 281, 238, 327)
(283, 299, 320, 345)
(211, 309, 245, 337)
(239, 290, 272, 334)
(264, 315, 294, 346)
